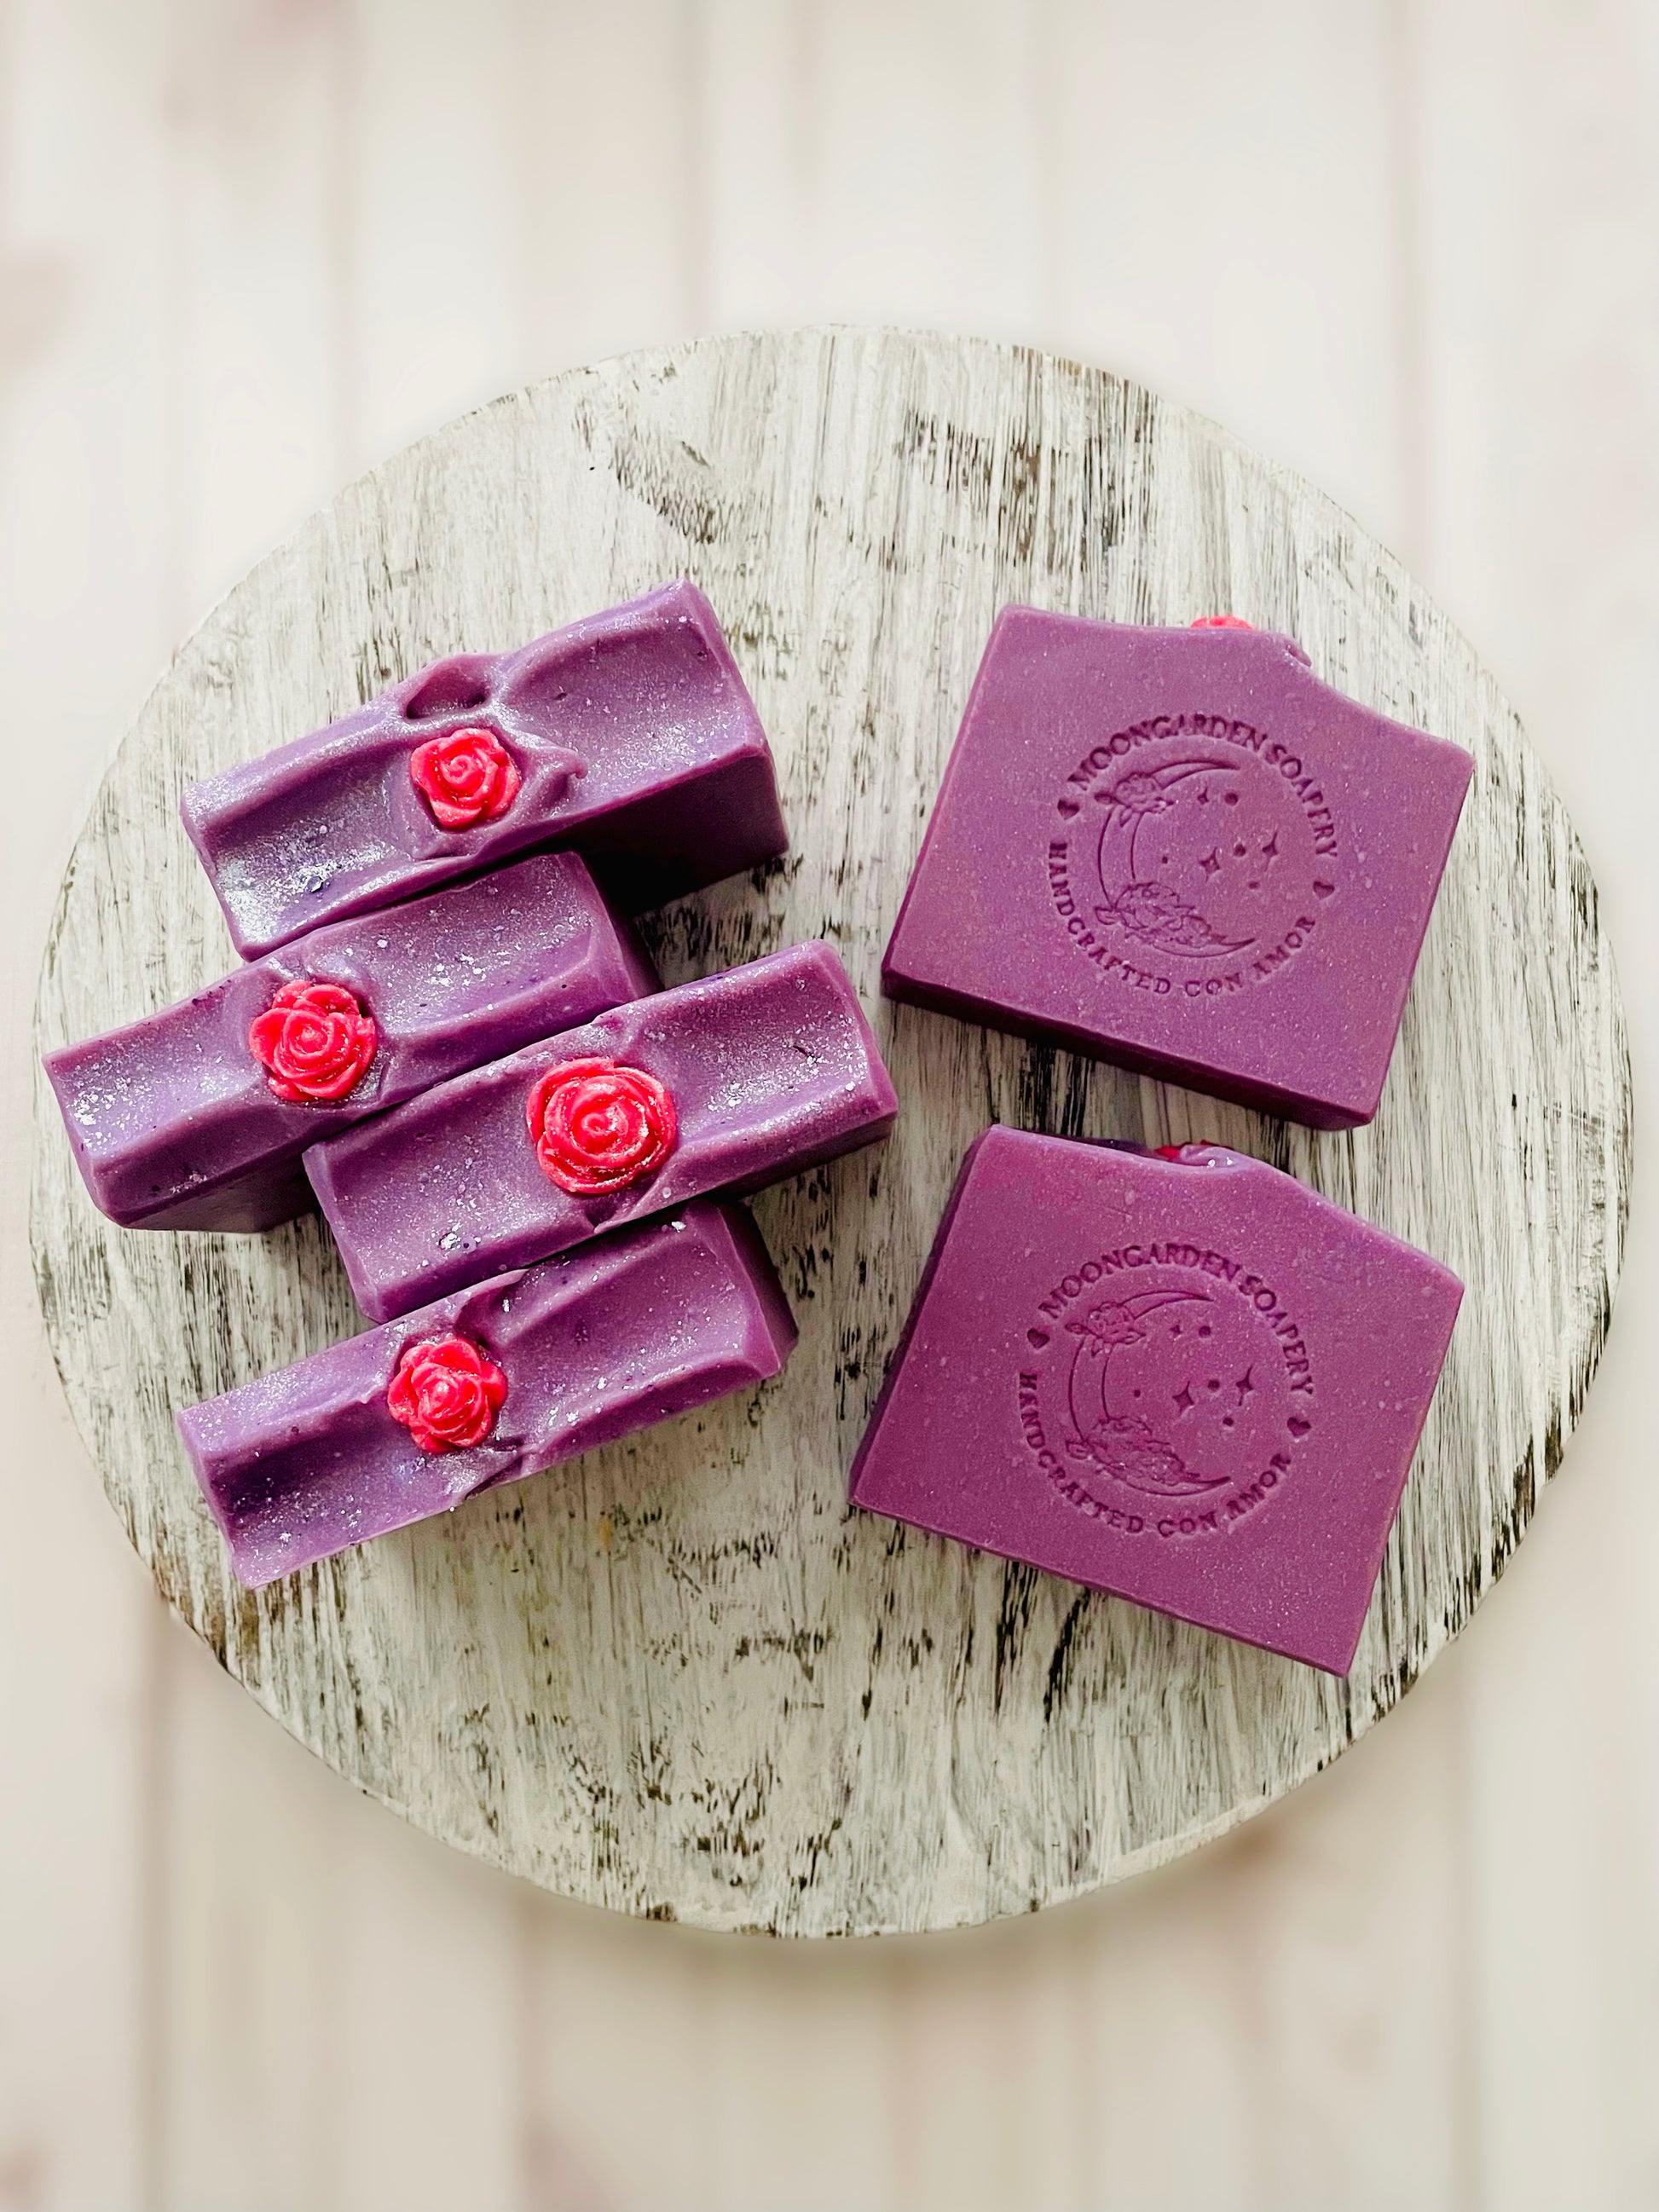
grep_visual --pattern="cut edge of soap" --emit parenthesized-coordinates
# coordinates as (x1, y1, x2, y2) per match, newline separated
(879, 967, 1383, 1129)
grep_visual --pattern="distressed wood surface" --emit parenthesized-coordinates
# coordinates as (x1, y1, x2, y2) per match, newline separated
(31, 327, 1631, 1936)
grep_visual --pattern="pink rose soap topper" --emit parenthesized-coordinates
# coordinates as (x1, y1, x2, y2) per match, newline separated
(182, 580, 789, 959)
(44, 852, 658, 1231)
(526, 1058, 678, 1194)
(177, 1202, 797, 1587)
(882, 610, 1475, 1129)
(305, 941, 899, 1322)
(385, 1335, 509, 1453)
(408, 724, 521, 830)
(248, 979, 379, 1103)
(849, 1127, 1464, 1676)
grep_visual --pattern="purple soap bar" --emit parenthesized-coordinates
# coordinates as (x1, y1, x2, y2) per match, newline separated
(849, 1127, 1462, 1673)
(177, 1200, 796, 1586)
(883, 613, 1474, 1129)
(307, 941, 899, 1321)
(182, 580, 789, 958)
(44, 852, 658, 1232)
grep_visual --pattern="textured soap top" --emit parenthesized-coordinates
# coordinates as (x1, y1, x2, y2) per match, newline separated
(182, 579, 789, 957)
(43, 851, 659, 1231)
(882, 613, 1474, 1128)
(177, 1201, 797, 1586)
(307, 940, 900, 1320)
(849, 1127, 1463, 1674)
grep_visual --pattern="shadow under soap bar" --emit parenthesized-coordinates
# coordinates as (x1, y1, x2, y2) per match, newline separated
(306, 940, 900, 1320)
(182, 579, 789, 958)
(44, 851, 658, 1230)
(177, 1201, 797, 1586)
(849, 1127, 1463, 1674)
(882, 612, 1474, 1129)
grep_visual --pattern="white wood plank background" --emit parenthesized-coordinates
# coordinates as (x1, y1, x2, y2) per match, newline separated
(1, 1, 1652, 2205)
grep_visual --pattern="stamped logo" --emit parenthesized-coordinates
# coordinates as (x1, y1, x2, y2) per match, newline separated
(1015, 1239, 1317, 1542)
(1047, 713, 1338, 996)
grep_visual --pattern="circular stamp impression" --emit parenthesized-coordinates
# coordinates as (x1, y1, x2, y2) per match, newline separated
(1047, 714, 1339, 997)
(1017, 1238, 1317, 1542)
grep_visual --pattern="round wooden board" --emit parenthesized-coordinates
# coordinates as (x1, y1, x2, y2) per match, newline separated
(32, 330, 1631, 1937)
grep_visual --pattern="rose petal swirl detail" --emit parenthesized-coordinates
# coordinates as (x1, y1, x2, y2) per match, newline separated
(525, 1056, 677, 1196)
(409, 724, 522, 830)
(248, 979, 378, 1103)
(1189, 614, 1254, 630)
(386, 1336, 508, 1455)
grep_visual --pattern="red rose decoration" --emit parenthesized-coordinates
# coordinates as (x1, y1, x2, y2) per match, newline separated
(409, 724, 521, 830)
(1189, 615, 1254, 630)
(525, 1056, 677, 1195)
(248, 979, 378, 1103)
(386, 1335, 508, 1455)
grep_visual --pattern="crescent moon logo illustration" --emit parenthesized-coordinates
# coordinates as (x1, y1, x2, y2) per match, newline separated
(1093, 756, 1257, 958)
(1063, 1291, 1228, 1499)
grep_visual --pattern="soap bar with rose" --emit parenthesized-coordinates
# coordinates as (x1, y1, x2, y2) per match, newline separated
(182, 579, 789, 959)
(305, 940, 899, 1321)
(882, 612, 1475, 1129)
(43, 852, 658, 1232)
(849, 1126, 1462, 1674)
(176, 1200, 797, 1586)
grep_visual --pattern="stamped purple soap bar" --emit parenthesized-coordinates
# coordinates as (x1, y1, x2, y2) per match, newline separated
(306, 940, 899, 1320)
(182, 580, 789, 958)
(883, 613, 1474, 1128)
(177, 1200, 796, 1586)
(850, 1127, 1462, 1673)
(44, 851, 657, 1231)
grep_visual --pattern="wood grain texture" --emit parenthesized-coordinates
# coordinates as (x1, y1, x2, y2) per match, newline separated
(30, 327, 1632, 1936)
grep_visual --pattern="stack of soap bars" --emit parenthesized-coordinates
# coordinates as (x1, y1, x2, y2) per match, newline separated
(49, 581, 899, 1587)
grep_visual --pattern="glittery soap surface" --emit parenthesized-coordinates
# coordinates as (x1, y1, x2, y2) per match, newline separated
(305, 940, 900, 1320)
(177, 1202, 798, 1586)
(182, 579, 789, 956)
(43, 851, 657, 1229)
